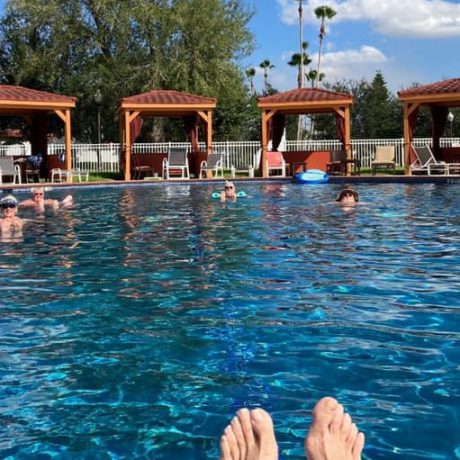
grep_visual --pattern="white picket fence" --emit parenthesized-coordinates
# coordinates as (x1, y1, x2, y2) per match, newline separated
(2, 138, 460, 173)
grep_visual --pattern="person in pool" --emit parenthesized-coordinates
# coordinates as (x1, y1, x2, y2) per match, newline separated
(20, 187, 73, 212)
(220, 181, 237, 202)
(219, 396, 365, 460)
(336, 188, 359, 207)
(0, 194, 25, 240)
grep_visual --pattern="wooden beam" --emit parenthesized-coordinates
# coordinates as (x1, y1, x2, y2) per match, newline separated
(344, 107, 351, 175)
(197, 110, 209, 123)
(124, 110, 132, 181)
(206, 110, 213, 154)
(261, 110, 272, 177)
(403, 103, 411, 175)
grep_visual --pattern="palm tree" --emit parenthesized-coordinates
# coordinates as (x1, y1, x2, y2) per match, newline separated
(259, 60, 274, 94)
(245, 68, 256, 95)
(288, 41, 311, 89)
(314, 5, 336, 87)
(306, 69, 325, 87)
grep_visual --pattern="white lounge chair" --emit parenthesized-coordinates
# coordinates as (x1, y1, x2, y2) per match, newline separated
(162, 147, 190, 179)
(410, 145, 448, 175)
(371, 146, 396, 175)
(0, 156, 22, 184)
(199, 152, 224, 178)
(51, 168, 89, 183)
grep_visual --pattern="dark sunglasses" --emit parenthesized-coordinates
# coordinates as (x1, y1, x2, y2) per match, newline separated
(225, 186, 234, 190)
(34, 193, 44, 197)
(1, 203, 17, 209)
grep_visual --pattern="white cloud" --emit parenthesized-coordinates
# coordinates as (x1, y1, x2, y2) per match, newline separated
(318, 45, 388, 66)
(277, 0, 460, 38)
(312, 45, 388, 83)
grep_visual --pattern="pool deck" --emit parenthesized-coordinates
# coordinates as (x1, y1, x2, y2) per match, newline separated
(4, 173, 460, 192)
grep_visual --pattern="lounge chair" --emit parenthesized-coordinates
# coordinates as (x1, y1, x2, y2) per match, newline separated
(371, 146, 396, 175)
(410, 145, 449, 175)
(0, 156, 22, 184)
(199, 152, 224, 178)
(162, 147, 190, 179)
(326, 150, 346, 175)
(231, 163, 254, 178)
(132, 154, 154, 180)
(51, 168, 89, 183)
(326, 150, 361, 176)
(266, 151, 287, 177)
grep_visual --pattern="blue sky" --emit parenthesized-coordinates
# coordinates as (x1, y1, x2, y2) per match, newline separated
(1, 0, 459, 94)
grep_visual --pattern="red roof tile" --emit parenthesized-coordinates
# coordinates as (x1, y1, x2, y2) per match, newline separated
(0, 85, 76, 103)
(258, 88, 352, 104)
(398, 78, 460, 97)
(122, 90, 216, 105)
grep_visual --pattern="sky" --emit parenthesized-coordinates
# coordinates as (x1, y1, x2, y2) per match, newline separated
(244, 0, 460, 94)
(0, 0, 459, 95)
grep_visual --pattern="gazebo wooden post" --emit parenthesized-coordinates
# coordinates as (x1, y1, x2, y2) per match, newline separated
(197, 110, 213, 155)
(124, 110, 132, 181)
(344, 106, 351, 176)
(207, 110, 213, 154)
(261, 110, 276, 177)
(55, 108, 72, 171)
(64, 109, 72, 171)
(403, 102, 410, 175)
(118, 110, 124, 176)
(402, 102, 420, 175)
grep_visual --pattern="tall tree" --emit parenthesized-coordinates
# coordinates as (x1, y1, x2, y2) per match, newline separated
(314, 5, 336, 87)
(287, 41, 311, 89)
(362, 70, 401, 138)
(245, 68, 256, 94)
(259, 59, 274, 94)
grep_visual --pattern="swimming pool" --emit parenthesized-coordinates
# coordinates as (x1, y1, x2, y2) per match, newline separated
(1, 182, 460, 459)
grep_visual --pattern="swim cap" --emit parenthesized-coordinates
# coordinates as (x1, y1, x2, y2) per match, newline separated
(0, 194, 18, 207)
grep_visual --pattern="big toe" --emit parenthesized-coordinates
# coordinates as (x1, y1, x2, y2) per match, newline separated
(251, 408, 278, 460)
(311, 397, 342, 428)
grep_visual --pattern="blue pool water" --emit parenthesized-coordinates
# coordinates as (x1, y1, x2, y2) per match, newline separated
(1, 182, 460, 459)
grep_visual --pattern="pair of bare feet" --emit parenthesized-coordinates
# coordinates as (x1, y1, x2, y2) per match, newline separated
(220, 396, 365, 460)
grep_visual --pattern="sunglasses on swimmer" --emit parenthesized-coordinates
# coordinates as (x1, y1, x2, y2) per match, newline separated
(1, 203, 17, 209)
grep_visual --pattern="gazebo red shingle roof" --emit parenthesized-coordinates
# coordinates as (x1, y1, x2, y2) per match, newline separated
(258, 88, 352, 104)
(0, 85, 76, 103)
(398, 78, 460, 98)
(121, 89, 216, 105)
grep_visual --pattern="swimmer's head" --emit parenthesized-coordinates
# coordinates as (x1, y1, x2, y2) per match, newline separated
(336, 188, 359, 202)
(32, 187, 45, 200)
(224, 181, 235, 191)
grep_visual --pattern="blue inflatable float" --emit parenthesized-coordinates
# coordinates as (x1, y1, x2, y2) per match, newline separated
(294, 169, 329, 184)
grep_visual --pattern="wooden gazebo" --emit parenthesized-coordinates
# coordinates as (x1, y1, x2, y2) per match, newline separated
(0, 85, 76, 173)
(118, 90, 216, 180)
(257, 88, 353, 176)
(398, 78, 460, 174)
